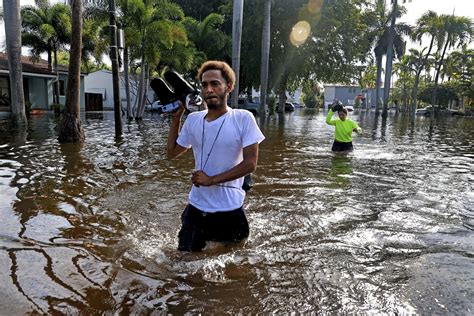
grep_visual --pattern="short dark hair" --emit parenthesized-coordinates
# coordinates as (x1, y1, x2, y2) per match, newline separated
(197, 61, 235, 90)
(340, 108, 348, 114)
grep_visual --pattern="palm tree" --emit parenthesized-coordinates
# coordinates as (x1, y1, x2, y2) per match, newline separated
(410, 11, 440, 117)
(372, 11, 410, 115)
(21, 0, 71, 105)
(259, 0, 271, 116)
(3, 0, 27, 123)
(374, 41, 385, 115)
(430, 14, 472, 121)
(183, 13, 230, 62)
(392, 55, 415, 112)
(58, 0, 84, 143)
(382, 0, 411, 117)
(368, 0, 401, 115)
(118, 0, 190, 119)
(405, 48, 434, 116)
(447, 46, 474, 109)
(81, 3, 109, 72)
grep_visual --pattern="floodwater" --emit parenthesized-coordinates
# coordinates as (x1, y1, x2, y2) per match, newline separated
(0, 109, 472, 314)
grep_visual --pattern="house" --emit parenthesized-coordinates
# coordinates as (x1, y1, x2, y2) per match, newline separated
(250, 87, 303, 105)
(84, 70, 155, 111)
(323, 84, 384, 109)
(0, 53, 86, 112)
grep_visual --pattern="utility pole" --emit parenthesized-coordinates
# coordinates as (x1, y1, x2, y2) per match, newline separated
(383, 0, 397, 118)
(259, 0, 271, 116)
(109, 0, 122, 137)
(231, 0, 244, 108)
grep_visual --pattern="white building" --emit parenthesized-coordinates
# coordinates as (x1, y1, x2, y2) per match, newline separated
(323, 84, 384, 109)
(84, 70, 154, 110)
(251, 87, 303, 105)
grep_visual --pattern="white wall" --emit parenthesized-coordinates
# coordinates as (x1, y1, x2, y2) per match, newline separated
(84, 70, 113, 107)
(84, 70, 154, 110)
(324, 86, 336, 109)
(251, 87, 302, 104)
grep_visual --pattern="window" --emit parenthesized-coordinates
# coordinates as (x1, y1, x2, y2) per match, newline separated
(59, 80, 66, 96)
(0, 77, 10, 106)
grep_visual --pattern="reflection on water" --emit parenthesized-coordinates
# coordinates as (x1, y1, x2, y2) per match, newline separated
(0, 110, 473, 314)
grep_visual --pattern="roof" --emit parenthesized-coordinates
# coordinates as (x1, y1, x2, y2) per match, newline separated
(0, 53, 85, 76)
(88, 69, 112, 74)
(323, 84, 360, 88)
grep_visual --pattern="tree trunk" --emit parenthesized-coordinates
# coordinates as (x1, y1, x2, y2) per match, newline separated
(47, 48, 52, 71)
(139, 63, 149, 118)
(406, 85, 410, 112)
(259, 0, 271, 116)
(53, 49, 61, 105)
(375, 53, 383, 115)
(124, 45, 132, 120)
(231, 0, 244, 108)
(58, 0, 84, 143)
(411, 73, 419, 112)
(411, 37, 434, 119)
(430, 37, 450, 123)
(383, 0, 397, 118)
(3, 0, 27, 124)
(278, 72, 287, 113)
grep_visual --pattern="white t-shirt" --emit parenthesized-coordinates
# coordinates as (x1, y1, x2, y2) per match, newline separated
(177, 107, 265, 212)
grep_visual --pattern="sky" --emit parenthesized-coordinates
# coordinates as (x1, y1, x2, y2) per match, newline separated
(399, 0, 473, 25)
(400, 0, 473, 48)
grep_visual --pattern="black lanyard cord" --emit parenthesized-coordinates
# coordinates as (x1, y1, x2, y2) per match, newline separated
(199, 114, 242, 191)
(200, 116, 226, 171)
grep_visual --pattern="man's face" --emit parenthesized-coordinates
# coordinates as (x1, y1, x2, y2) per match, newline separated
(338, 111, 347, 121)
(201, 70, 232, 109)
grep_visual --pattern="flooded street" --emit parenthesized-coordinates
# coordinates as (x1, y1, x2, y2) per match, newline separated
(0, 109, 473, 314)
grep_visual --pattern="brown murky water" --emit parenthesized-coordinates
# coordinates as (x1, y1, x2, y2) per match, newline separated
(1, 109, 473, 314)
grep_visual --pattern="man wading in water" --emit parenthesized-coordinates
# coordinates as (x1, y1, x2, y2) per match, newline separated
(326, 100, 362, 152)
(166, 61, 265, 251)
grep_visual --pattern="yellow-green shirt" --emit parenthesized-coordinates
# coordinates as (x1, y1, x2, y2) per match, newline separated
(326, 109, 362, 143)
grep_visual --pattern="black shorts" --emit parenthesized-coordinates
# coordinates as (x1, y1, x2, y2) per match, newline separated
(332, 140, 353, 152)
(178, 204, 249, 252)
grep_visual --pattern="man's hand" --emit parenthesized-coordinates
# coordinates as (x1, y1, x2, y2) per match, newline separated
(171, 101, 185, 120)
(192, 170, 215, 187)
(167, 100, 188, 159)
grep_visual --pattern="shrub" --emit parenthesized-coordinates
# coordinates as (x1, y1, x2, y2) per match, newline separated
(49, 103, 64, 115)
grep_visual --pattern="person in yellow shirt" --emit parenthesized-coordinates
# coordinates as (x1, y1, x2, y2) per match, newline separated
(326, 101, 362, 152)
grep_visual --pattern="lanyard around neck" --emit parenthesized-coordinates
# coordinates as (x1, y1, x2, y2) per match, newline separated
(200, 115, 226, 171)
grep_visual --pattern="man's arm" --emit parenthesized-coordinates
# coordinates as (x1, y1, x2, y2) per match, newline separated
(191, 143, 259, 187)
(326, 109, 336, 125)
(352, 121, 362, 134)
(167, 105, 188, 159)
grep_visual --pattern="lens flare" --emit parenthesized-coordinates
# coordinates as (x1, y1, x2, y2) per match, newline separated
(290, 20, 311, 47)
(308, 0, 323, 14)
